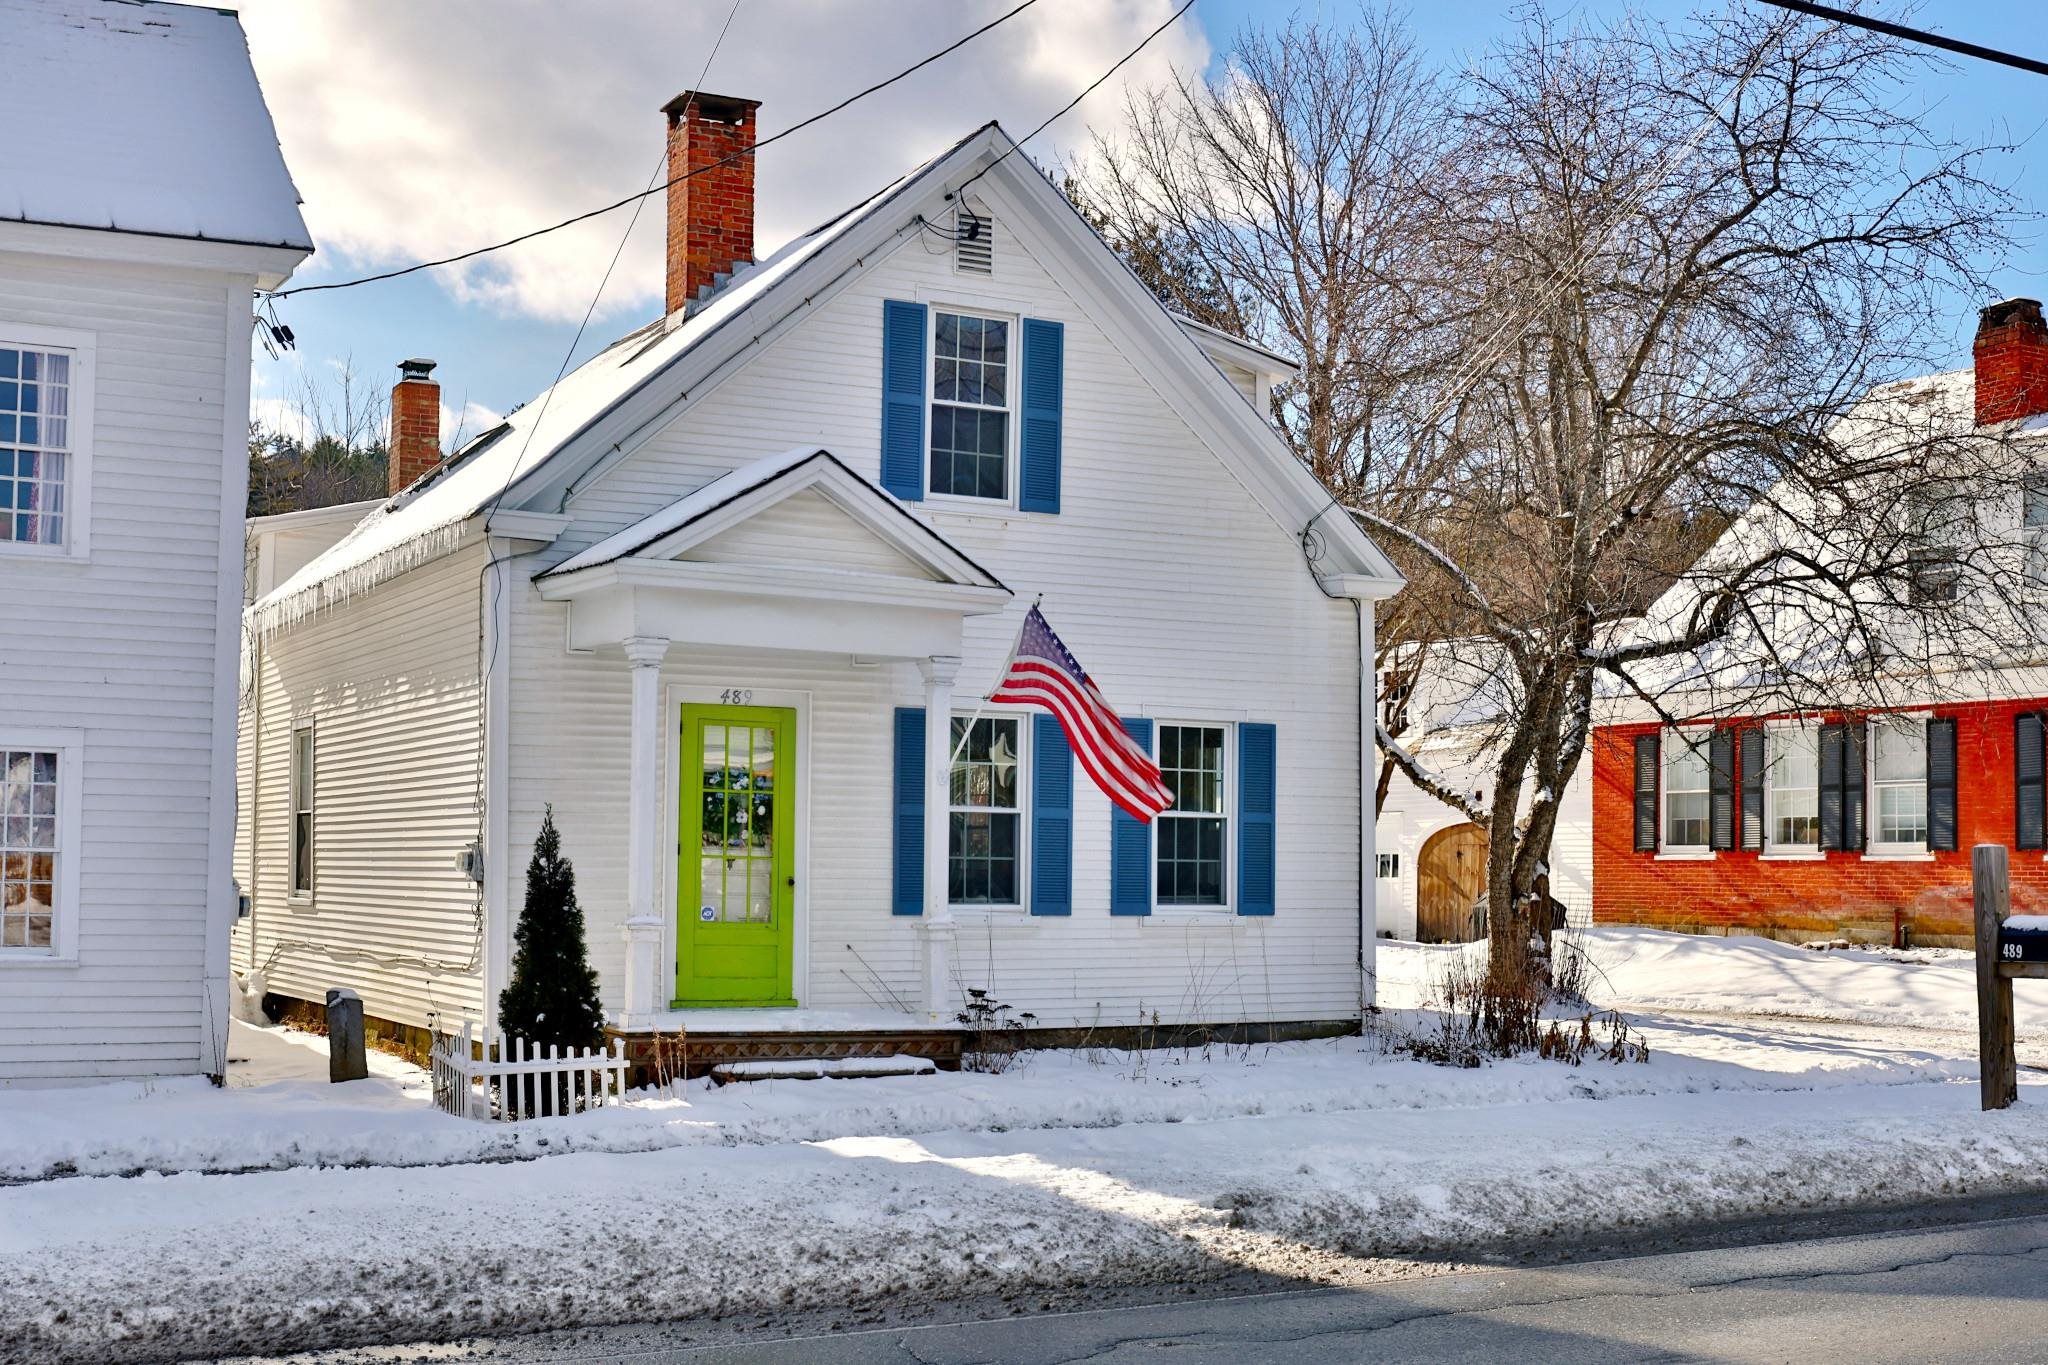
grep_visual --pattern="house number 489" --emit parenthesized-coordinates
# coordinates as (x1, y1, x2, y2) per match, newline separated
(720, 688, 754, 706)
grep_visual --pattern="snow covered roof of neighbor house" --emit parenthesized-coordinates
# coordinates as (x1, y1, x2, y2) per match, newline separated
(248, 121, 1402, 635)
(0, 0, 310, 250)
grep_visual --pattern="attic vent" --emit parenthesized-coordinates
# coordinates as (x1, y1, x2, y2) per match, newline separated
(954, 211, 993, 275)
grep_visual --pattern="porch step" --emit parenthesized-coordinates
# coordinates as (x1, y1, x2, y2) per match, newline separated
(709, 1055, 938, 1084)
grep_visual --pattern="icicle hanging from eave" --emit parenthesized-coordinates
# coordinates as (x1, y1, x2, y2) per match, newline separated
(246, 515, 479, 641)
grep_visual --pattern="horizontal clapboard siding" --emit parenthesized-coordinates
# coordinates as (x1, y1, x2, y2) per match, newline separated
(230, 542, 487, 1031)
(0, 249, 249, 1081)
(510, 183, 1366, 1028)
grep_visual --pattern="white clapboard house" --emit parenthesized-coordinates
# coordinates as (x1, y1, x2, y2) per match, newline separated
(1, 0, 310, 1081)
(235, 95, 1400, 1068)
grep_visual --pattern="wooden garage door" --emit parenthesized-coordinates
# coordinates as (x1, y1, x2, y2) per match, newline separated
(1417, 823, 1486, 943)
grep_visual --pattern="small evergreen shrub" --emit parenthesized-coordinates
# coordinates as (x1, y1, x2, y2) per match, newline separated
(498, 807, 606, 1058)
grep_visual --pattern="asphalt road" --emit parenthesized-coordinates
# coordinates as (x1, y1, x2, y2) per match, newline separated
(246, 1198, 2048, 1364)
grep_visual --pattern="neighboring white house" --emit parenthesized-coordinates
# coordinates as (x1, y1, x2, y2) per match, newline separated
(0, 0, 310, 1081)
(234, 98, 1401, 1063)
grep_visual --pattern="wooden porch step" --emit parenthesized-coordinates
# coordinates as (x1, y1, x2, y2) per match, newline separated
(708, 1055, 939, 1084)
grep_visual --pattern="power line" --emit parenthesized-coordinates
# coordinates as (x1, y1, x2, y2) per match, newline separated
(265, 0, 1043, 300)
(1754, 1, 2048, 78)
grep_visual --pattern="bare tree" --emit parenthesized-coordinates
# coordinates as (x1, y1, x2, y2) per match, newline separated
(1350, 4, 2018, 1001)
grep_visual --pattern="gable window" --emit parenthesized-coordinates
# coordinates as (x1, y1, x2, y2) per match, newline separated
(929, 310, 1011, 501)
(949, 715, 1022, 905)
(289, 724, 315, 899)
(1158, 724, 1228, 905)
(0, 342, 75, 551)
(1766, 725, 1821, 850)
(1869, 720, 1927, 851)
(1661, 732, 1711, 852)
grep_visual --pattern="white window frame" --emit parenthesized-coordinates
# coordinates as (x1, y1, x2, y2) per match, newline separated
(1154, 719, 1234, 912)
(1762, 720, 1824, 858)
(288, 721, 315, 906)
(0, 729, 83, 964)
(1866, 714, 1930, 857)
(1376, 851, 1400, 879)
(924, 305, 1017, 509)
(0, 322, 95, 561)
(1658, 726, 1714, 857)
(947, 710, 1029, 911)
(2024, 472, 2048, 589)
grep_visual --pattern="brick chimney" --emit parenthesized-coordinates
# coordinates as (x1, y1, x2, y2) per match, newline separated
(388, 358, 441, 495)
(663, 90, 760, 316)
(1974, 297, 2048, 427)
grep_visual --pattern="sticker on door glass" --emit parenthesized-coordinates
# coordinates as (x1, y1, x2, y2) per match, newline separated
(700, 905, 716, 922)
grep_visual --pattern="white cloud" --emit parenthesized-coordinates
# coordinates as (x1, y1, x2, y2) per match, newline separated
(237, 0, 1209, 324)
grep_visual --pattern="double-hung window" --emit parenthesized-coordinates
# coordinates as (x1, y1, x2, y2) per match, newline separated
(2026, 473, 2048, 586)
(289, 725, 315, 900)
(1766, 726, 1822, 851)
(1157, 724, 1228, 905)
(948, 715, 1022, 905)
(0, 336, 82, 553)
(1869, 720, 1928, 851)
(929, 310, 1011, 501)
(1661, 733, 1712, 852)
(1, 734, 78, 958)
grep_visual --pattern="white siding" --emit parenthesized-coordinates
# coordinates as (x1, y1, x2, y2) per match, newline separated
(508, 188, 1368, 1028)
(231, 542, 487, 1031)
(681, 488, 931, 577)
(0, 249, 251, 1081)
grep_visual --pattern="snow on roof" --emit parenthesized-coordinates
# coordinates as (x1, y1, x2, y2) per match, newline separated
(247, 134, 969, 636)
(0, 0, 310, 250)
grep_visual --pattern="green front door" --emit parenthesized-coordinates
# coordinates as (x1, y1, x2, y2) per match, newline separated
(676, 704, 797, 1006)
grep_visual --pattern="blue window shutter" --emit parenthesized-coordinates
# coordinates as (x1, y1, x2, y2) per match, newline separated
(1030, 713, 1073, 916)
(1018, 317, 1063, 514)
(880, 300, 927, 501)
(1237, 722, 1277, 915)
(1110, 716, 1153, 916)
(892, 707, 925, 914)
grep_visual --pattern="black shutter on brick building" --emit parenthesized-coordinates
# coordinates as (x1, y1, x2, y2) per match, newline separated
(1633, 734, 1659, 852)
(1708, 727, 1735, 851)
(1739, 725, 1764, 851)
(2018, 712, 2046, 850)
(1925, 716, 1957, 852)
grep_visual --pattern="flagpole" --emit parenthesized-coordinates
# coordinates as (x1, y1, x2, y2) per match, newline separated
(945, 594, 1039, 770)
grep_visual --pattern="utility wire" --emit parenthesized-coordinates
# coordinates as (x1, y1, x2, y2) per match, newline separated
(1754, 1, 2048, 78)
(265, 0, 1043, 300)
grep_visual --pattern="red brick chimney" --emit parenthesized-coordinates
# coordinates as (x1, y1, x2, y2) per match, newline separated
(1974, 297, 2048, 427)
(388, 358, 441, 495)
(663, 90, 760, 316)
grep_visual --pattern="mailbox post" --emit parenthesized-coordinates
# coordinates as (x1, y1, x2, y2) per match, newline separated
(1975, 843, 2048, 1111)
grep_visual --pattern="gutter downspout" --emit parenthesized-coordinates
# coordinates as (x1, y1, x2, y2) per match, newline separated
(1356, 598, 1376, 1017)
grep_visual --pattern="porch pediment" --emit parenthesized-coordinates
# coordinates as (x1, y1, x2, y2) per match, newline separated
(537, 447, 1011, 657)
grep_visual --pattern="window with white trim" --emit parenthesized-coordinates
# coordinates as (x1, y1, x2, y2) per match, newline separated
(928, 310, 1012, 501)
(1376, 852, 1400, 878)
(289, 725, 315, 899)
(2025, 473, 2048, 585)
(1870, 720, 1928, 850)
(1767, 725, 1821, 850)
(1661, 732, 1711, 852)
(1, 747, 61, 951)
(1158, 724, 1228, 905)
(0, 342, 74, 549)
(949, 715, 1023, 905)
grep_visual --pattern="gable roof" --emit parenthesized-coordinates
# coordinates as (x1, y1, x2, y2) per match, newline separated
(0, 0, 310, 251)
(250, 121, 1401, 635)
(545, 446, 1007, 591)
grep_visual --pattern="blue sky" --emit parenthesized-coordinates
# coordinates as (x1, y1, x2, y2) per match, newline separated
(245, 1, 2047, 447)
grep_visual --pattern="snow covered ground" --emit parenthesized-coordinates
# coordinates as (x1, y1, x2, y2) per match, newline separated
(3, 928, 2045, 1363)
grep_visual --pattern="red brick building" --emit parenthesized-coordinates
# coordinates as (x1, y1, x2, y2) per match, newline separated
(1592, 298, 2048, 948)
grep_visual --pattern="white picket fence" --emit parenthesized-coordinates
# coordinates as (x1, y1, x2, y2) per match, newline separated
(430, 1021, 630, 1121)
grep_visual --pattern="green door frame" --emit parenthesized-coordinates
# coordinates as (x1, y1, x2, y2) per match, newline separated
(675, 703, 798, 1007)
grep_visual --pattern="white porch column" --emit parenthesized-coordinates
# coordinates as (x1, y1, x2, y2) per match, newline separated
(619, 635, 671, 1032)
(918, 655, 962, 1022)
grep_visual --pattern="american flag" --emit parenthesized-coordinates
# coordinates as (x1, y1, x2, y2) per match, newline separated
(989, 606, 1174, 823)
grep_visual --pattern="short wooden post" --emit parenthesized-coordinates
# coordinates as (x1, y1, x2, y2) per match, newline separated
(1974, 843, 2018, 1111)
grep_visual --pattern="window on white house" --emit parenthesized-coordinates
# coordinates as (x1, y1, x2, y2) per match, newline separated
(1662, 733, 1711, 851)
(0, 345, 73, 549)
(0, 749, 59, 950)
(1158, 724, 1228, 905)
(949, 715, 1021, 905)
(1377, 852, 1400, 879)
(1768, 726, 1822, 849)
(2025, 473, 2048, 584)
(929, 310, 1011, 500)
(290, 726, 315, 898)
(1870, 721, 1928, 849)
